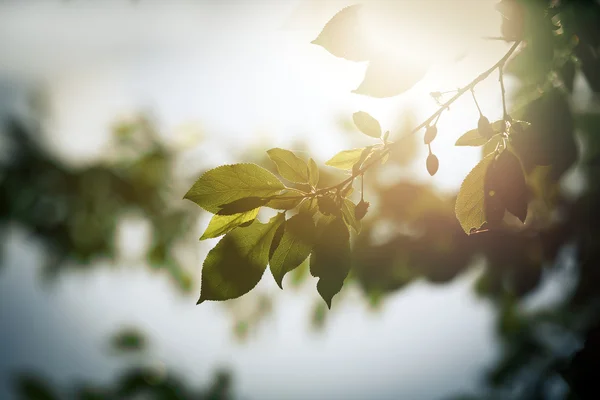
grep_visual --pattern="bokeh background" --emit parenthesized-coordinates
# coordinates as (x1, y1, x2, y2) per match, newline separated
(1, 0, 599, 399)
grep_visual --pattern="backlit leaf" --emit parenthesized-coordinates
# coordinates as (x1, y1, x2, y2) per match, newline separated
(200, 208, 260, 240)
(184, 163, 285, 213)
(325, 148, 366, 170)
(198, 214, 284, 303)
(270, 213, 315, 288)
(353, 57, 426, 98)
(311, 5, 371, 62)
(310, 217, 351, 308)
(267, 148, 310, 184)
(352, 111, 382, 138)
(482, 134, 503, 157)
(308, 158, 319, 188)
(455, 153, 496, 234)
(341, 199, 361, 233)
(455, 120, 505, 146)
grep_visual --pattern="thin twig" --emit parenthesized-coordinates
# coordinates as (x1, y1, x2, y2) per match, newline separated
(312, 40, 521, 196)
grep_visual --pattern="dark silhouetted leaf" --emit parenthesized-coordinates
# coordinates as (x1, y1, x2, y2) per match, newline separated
(310, 217, 351, 308)
(201, 208, 260, 240)
(512, 90, 577, 178)
(265, 191, 303, 210)
(217, 197, 269, 215)
(478, 116, 495, 139)
(184, 163, 285, 213)
(487, 149, 528, 222)
(198, 214, 284, 303)
(354, 199, 369, 220)
(352, 111, 382, 138)
(270, 213, 315, 288)
(455, 153, 496, 234)
(266, 148, 310, 184)
(308, 158, 319, 188)
(311, 5, 371, 62)
(325, 148, 364, 170)
(318, 195, 339, 216)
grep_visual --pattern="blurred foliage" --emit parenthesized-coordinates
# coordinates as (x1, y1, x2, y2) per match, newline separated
(110, 327, 147, 354)
(0, 113, 198, 291)
(15, 368, 234, 400)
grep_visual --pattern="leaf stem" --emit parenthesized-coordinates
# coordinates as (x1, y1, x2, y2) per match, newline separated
(471, 89, 483, 117)
(314, 41, 521, 196)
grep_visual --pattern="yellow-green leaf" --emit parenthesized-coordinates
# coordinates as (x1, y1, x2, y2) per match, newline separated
(200, 208, 260, 240)
(325, 148, 365, 170)
(308, 158, 319, 188)
(184, 163, 285, 213)
(266, 148, 309, 184)
(455, 120, 505, 146)
(455, 153, 496, 234)
(198, 214, 284, 303)
(352, 111, 382, 138)
(341, 199, 361, 233)
(269, 213, 315, 288)
(482, 134, 503, 158)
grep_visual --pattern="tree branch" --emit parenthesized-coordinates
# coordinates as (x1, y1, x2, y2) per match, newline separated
(314, 40, 521, 196)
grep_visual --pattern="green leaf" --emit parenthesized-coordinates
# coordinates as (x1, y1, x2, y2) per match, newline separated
(352, 56, 426, 98)
(200, 208, 260, 240)
(184, 163, 285, 213)
(310, 217, 351, 308)
(455, 120, 505, 146)
(308, 158, 319, 188)
(482, 134, 503, 158)
(325, 148, 366, 170)
(341, 199, 361, 233)
(266, 148, 310, 184)
(311, 5, 371, 62)
(198, 214, 284, 303)
(352, 146, 374, 174)
(455, 153, 496, 234)
(265, 191, 303, 210)
(299, 197, 318, 216)
(269, 213, 315, 288)
(352, 111, 382, 138)
(217, 197, 269, 215)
